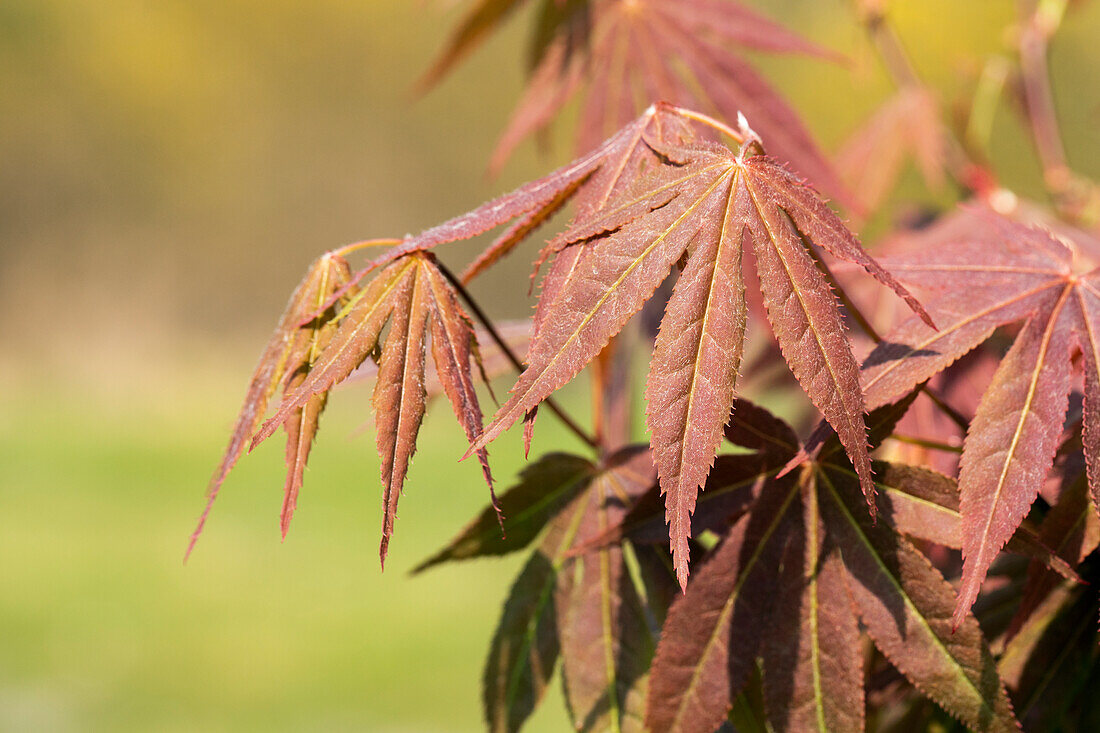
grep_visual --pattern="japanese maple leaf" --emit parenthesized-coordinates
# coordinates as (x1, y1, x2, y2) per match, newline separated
(467, 118, 931, 589)
(190, 105, 697, 561)
(422, 0, 854, 207)
(836, 85, 946, 215)
(416, 446, 668, 733)
(856, 206, 1100, 627)
(188, 252, 353, 558)
(640, 399, 1021, 733)
(196, 251, 495, 567)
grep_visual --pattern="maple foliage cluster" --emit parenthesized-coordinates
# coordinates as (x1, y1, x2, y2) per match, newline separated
(194, 0, 1100, 731)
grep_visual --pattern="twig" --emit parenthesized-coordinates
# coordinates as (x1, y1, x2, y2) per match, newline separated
(436, 262, 600, 449)
(1018, 0, 1075, 203)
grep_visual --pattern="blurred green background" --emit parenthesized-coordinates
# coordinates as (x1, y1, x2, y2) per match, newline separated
(2, 1, 1098, 730)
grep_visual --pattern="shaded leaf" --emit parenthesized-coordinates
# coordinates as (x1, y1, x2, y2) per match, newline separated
(818, 467, 1019, 733)
(413, 453, 594, 573)
(761, 475, 864, 732)
(485, 488, 593, 733)
(645, 480, 802, 733)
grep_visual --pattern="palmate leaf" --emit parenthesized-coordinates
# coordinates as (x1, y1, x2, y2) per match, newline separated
(420, 446, 660, 733)
(197, 251, 497, 565)
(643, 402, 1021, 732)
(428, 0, 854, 207)
(188, 252, 353, 557)
(468, 128, 929, 588)
(856, 208, 1100, 626)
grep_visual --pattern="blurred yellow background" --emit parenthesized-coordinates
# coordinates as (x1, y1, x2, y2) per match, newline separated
(1, 0, 1098, 730)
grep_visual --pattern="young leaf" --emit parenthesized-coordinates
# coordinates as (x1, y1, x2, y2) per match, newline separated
(242, 254, 498, 564)
(280, 255, 355, 537)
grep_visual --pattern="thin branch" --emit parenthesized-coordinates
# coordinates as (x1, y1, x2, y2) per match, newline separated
(436, 261, 600, 450)
(856, 0, 991, 197)
(889, 434, 964, 454)
(333, 238, 405, 258)
(1018, 0, 1075, 202)
(669, 106, 746, 144)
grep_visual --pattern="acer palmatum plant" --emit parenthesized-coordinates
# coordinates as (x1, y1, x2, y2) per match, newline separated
(193, 1, 1100, 731)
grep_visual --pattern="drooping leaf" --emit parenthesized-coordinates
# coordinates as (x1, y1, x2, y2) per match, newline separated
(280, 255, 355, 537)
(188, 252, 353, 556)
(413, 453, 594, 573)
(233, 253, 497, 564)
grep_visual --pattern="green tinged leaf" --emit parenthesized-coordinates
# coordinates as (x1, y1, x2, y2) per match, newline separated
(818, 467, 1019, 733)
(485, 490, 591, 733)
(413, 453, 594, 574)
(645, 479, 801, 733)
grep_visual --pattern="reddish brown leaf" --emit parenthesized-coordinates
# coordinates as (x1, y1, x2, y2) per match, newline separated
(762, 476, 863, 733)
(955, 294, 1075, 627)
(740, 163, 876, 509)
(645, 168, 748, 590)
(188, 252, 353, 557)
(471, 136, 923, 586)
(558, 447, 656, 732)
(375, 262, 433, 566)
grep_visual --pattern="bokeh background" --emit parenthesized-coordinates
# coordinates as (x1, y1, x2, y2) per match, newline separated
(2, 1, 1099, 730)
